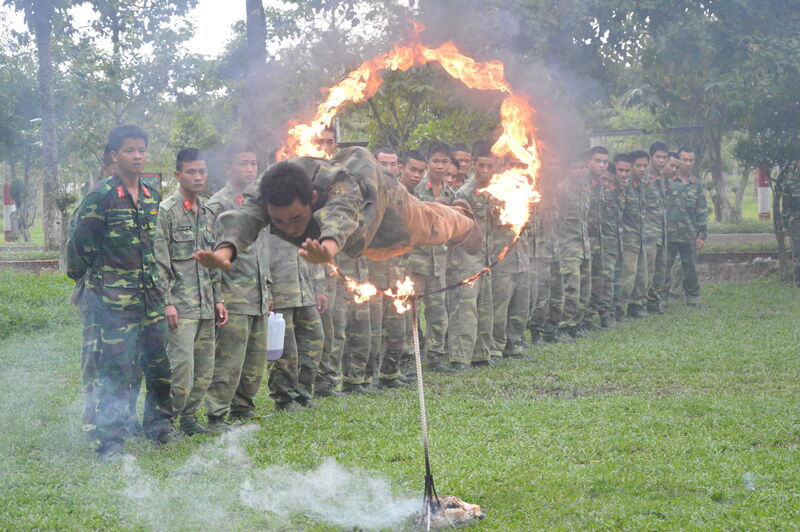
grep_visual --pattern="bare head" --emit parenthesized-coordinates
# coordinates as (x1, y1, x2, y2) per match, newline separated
(260, 162, 319, 238)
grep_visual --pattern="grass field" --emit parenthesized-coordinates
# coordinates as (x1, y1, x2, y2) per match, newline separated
(1, 272, 799, 530)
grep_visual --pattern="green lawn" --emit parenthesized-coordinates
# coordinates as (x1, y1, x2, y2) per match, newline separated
(1, 272, 799, 530)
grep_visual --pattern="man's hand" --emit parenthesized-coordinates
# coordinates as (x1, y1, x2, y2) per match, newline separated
(695, 238, 705, 250)
(165, 304, 179, 330)
(215, 302, 228, 327)
(316, 294, 329, 314)
(268, 299, 274, 312)
(194, 247, 234, 271)
(298, 238, 339, 264)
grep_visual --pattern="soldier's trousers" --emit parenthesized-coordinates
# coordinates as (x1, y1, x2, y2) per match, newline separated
(559, 257, 590, 329)
(618, 243, 647, 311)
(647, 242, 667, 309)
(167, 318, 215, 419)
(367, 293, 383, 379)
(205, 313, 267, 419)
(316, 277, 340, 391)
(448, 270, 493, 364)
(666, 242, 701, 304)
(93, 311, 172, 444)
(587, 251, 603, 321)
(268, 305, 323, 404)
(82, 310, 141, 428)
(601, 241, 621, 317)
(529, 259, 551, 334)
(492, 271, 530, 356)
(408, 273, 449, 365)
(637, 240, 657, 307)
(377, 296, 405, 379)
(336, 282, 373, 385)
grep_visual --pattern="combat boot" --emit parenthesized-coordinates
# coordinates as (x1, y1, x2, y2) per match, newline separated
(180, 416, 212, 436)
(295, 397, 318, 408)
(341, 382, 382, 395)
(600, 315, 615, 329)
(426, 361, 457, 373)
(149, 425, 182, 445)
(207, 415, 232, 433)
(315, 385, 344, 398)
(275, 400, 304, 413)
(376, 377, 409, 389)
(97, 440, 125, 463)
(565, 326, 585, 339)
(229, 411, 257, 423)
(627, 304, 646, 319)
(471, 359, 493, 368)
(553, 329, 576, 343)
(647, 303, 664, 315)
(450, 361, 473, 371)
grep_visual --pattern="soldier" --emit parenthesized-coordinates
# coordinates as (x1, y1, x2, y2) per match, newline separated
(369, 255, 409, 386)
(599, 156, 627, 328)
(611, 155, 632, 323)
(645, 141, 670, 314)
(267, 234, 326, 410)
(399, 150, 427, 193)
(665, 147, 708, 306)
(557, 154, 592, 338)
(617, 150, 649, 318)
(374, 147, 399, 177)
(661, 152, 684, 301)
(404, 141, 459, 372)
(155, 148, 227, 435)
(444, 158, 461, 189)
(451, 143, 473, 189)
(585, 146, 609, 330)
(66, 125, 175, 461)
(447, 141, 496, 367)
(204, 143, 274, 429)
(782, 161, 800, 286)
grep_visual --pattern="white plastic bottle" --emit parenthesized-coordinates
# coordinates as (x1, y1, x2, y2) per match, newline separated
(266, 312, 285, 361)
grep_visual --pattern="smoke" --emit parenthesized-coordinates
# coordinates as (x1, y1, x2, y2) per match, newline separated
(118, 425, 419, 531)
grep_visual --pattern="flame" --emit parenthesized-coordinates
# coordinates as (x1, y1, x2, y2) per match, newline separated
(384, 276, 415, 314)
(285, 22, 542, 302)
(326, 262, 378, 304)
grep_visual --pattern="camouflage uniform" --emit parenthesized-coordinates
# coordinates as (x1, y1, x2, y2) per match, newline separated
(447, 178, 495, 365)
(336, 256, 373, 385)
(314, 271, 339, 392)
(66, 175, 173, 448)
(647, 171, 670, 311)
(529, 198, 562, 339)
(617, 177, 647, 314)
(640, 174, 666, 311)
(586, 175, 604, 325)
(268, 234, 324, 405)
(155, 190, 222, 421)
(368, 257, 406, 379)
(666, 177, 708, 304)
(205, 185, 272, 420)
(598, 176, 623, 320)
(491, 224, 530, 357)
(215, 147, 474, 263)
(366, 260, 383, 379)
(403, 174, 454, 366)
(557, 178, 591, 330)
(781, 168, 800, 286)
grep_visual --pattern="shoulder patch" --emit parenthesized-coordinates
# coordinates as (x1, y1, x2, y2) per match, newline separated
(328, 183, 347, 199)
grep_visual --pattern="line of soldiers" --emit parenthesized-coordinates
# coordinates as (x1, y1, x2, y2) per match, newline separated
(66, 124, 707, 462)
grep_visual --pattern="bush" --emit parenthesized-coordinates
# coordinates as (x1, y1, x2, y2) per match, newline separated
(707, 219, 772, 234)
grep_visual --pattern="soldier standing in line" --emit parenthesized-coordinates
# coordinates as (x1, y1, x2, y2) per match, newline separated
(611, 154, 632, 323)
(447, 141, 497, 367)
(267, 233, 326, 411)
(204, 144, 274, 429)
(557, 154, 592, 339)
(155, 148, 227, 436)
(585, 146, 610, 330)
(404, 141, 459, 372)
(67, 125, 176, 461)
(646, 142, 670, 314)
(374, 147, 399, 177)
(599, 155, 627, 328)
(660, 152, 684, 302)
(782, 161, 800, 286)
(451, 142, 473, 190)
(665, 147, 708, 306)
(617, 150, 649, 319)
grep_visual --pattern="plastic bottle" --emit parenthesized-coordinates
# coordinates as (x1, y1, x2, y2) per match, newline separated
(266, 312, 285, 361)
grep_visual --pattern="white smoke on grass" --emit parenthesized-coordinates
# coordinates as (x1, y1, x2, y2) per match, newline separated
(119, 425, 419, 531)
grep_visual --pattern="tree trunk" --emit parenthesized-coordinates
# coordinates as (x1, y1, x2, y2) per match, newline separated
(704, 126, 731, 222)
(730, 166, 750, 222)
(33, 0, 61, 252)
(244, 0, 268, 156)
(772, 172, 792, 282)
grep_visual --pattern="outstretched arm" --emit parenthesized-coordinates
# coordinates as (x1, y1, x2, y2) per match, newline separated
(298, 238, 340, 264)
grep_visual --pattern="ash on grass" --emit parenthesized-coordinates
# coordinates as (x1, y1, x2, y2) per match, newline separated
(119, 425, 418, 531)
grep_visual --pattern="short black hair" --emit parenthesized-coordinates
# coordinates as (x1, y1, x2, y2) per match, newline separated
(471, 141, 492, 159)
(102, 143, 113, 167)
(649, 141, 669, 156)
(588, 146, 609, 159)
(403, 150, 426, 165)
(613, 153, 632, 165)
(225, 141, 258, 163)
(450, 158, 461, 171)
(669, 151, 680, 159)
(630, 150, 650, 162)
(677, 146, 695, 157)
(608, 162, 617, 175)
(374, 147, 397, 158)
(107, 125, 148, 152)
(452, 142, 470, 153)
(322, 126, 337, 143)
(260, 161, 314, 207)
(176, 148, 204, 171)
(426, 140, 452, 160)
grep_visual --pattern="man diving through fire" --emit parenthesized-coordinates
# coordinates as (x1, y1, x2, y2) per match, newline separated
(194, 146, 482, 270)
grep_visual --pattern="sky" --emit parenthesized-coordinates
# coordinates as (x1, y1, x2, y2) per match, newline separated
(0, 0, 247, 57)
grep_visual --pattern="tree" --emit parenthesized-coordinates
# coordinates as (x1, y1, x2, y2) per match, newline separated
(4, 0, 66, 251)
(735, 87, 800, 281)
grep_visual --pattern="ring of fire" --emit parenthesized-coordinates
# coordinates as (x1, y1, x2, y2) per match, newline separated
(277, 22, 541, 313)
